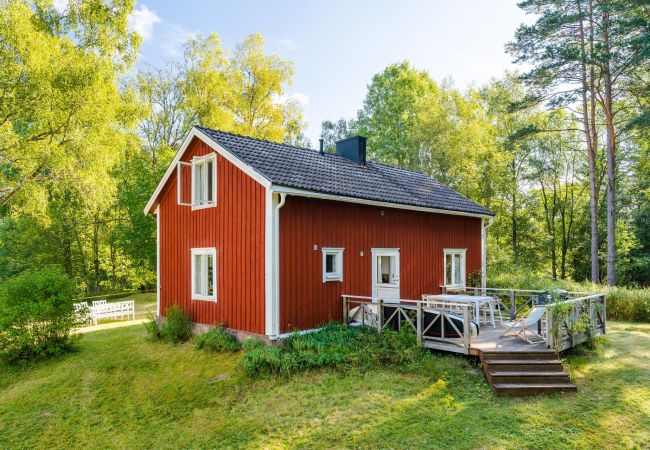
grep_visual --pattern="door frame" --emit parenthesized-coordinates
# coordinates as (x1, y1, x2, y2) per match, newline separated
(371, 248, 400, 302)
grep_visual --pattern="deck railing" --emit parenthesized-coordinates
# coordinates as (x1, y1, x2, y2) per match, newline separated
(343, 289, 606, 354)
(545, 293, 606, 351)
(341, 295, 474, 354)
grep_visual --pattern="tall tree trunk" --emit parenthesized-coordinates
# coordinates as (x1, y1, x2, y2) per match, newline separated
(602, 10, 617, 286)
(92, 212, 101, 294)
(577, 0, 600, 283)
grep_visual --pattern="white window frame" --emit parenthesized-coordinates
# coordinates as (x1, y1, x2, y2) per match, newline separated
(322, 247, 344, 282)
(191, 153, 217, 210)
(191, 248, 217, 301)
(443, 248, 466, 288)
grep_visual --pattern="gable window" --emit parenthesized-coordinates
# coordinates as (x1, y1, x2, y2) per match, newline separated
(444, 249, 466, 288)
(192, 154, 216, 209)
(191, 248, 216, 300)
(322, 248, 344, 282)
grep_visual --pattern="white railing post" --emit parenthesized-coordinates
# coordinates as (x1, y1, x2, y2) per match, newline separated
(377, 298, 384, 333)
(342, 296, 349, 325)
(463, 306, 470, 350)
(546, 307, 553, 349)
(510, 289, 516, 319)
(416, 301, 423, 345)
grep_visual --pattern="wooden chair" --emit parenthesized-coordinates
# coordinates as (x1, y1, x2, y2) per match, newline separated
(500, 305, 547, 344)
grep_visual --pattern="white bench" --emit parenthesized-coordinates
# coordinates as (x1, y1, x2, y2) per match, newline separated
(91, 300, 135, 325)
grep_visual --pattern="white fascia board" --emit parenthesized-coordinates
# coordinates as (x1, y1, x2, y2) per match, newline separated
(269, 185, 494, 220)
(143, 127, 272, 215)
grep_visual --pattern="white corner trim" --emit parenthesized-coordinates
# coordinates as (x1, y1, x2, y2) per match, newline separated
(143, 127, 272, 215)
(481, 217, 494, 290)
(269, 185, 493, 220)
(155, 206, 160, 317)
(264, 189, 274, 336)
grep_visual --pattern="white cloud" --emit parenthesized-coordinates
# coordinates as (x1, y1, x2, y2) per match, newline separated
(158, 24, 198, 57)
(273, 92, 310, 108)
(276, 38, 298, 51)
(128, 5, 161, 41)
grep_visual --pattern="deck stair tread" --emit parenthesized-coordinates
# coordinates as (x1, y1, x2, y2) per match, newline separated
(493, 383, 577, 391)
(479, 349, 576, 396)
(488, 371, 569, 377)
(484, 359, 563, 365)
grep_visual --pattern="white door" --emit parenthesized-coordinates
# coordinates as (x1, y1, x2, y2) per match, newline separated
(372, 249, 400, 303)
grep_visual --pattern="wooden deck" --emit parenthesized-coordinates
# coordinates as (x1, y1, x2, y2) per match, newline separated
(466, 323, 548, 356)
(342, 289, 606, 396)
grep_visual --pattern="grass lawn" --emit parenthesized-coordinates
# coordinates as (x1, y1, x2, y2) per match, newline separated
(0, 322, 648, 449)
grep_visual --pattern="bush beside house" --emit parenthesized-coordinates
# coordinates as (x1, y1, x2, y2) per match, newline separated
(0, 267, 79, 363)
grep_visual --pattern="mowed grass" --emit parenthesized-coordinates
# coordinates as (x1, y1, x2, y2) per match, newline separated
(0, 323, 648, 449)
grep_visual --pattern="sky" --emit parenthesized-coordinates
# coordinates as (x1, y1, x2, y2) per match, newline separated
(129, 0, 532, 146)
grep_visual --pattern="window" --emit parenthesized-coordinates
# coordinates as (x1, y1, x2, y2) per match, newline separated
(444, 249, 466, 287)
(322, 248, 344, 282)
(192, 154, 216, 209)
(377, 255, 397, 285)
(191, 248, 216, 300)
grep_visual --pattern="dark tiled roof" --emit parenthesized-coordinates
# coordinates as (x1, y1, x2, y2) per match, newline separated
(197, 126, 494, 217)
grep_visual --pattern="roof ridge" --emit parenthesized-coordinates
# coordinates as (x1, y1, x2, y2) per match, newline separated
(196, 125, 317, 153)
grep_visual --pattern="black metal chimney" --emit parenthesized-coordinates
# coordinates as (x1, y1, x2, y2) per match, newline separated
(335, 136, 366, 165)
(319, 138, 324, 155)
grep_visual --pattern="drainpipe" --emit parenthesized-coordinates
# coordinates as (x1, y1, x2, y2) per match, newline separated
(481, 217, 495, 292)
(272, 192, 287, 338)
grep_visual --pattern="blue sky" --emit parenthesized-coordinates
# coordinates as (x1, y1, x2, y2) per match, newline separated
(129, 1, 531, 145)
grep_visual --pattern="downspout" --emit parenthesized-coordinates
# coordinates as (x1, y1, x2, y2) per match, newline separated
(272, 192, 287, 338)
(481, 216, 495, 291)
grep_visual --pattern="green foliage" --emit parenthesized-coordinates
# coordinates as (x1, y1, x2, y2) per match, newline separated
(239, 322, 424, 377)
(490, 271, 650, 322)
(0, 266, 79, 363)
(195, 326, 240, 352)
(145, 305, 192, 344)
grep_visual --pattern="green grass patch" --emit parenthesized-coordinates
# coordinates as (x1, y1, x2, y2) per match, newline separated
(0, 322, 648, 448)
(195, 326, 240, 352)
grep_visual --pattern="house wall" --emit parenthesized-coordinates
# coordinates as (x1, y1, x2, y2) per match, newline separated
(158, 137, 266, 334)
(279, 196, 482, 333)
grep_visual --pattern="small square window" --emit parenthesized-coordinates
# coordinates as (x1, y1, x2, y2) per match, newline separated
(322, 248, 344, 282)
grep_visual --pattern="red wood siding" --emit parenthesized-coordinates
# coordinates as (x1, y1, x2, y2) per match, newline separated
(158, 137, 266, 334)
(279, 196, 482, 333)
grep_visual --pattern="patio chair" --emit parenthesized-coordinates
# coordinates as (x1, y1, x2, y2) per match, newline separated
(499, 305, 547, 344)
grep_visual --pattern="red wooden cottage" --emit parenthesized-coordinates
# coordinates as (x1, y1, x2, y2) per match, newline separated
(144, 126, 494, 339)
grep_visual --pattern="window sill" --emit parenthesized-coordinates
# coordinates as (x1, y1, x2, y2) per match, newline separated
(192, 295, 217, 302)
(191, 203, 217, 211)
(323, 275, 342, 283)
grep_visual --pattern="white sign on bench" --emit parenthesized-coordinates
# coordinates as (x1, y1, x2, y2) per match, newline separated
(90, 300, 135, 325)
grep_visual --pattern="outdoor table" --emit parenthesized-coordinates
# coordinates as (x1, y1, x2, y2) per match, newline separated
(423, 294, 497, 328)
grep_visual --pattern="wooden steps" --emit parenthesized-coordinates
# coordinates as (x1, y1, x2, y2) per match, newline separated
(479, 350, 576, 396)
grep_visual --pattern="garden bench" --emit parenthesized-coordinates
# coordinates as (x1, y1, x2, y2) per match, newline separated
(91, 300, 135, 325)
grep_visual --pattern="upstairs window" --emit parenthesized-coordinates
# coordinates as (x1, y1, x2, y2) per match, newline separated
(192, 248, 216, 301)
(444, 249, 466, 288)
(191, 154, 216, 209)
(322, 248, 344, 282)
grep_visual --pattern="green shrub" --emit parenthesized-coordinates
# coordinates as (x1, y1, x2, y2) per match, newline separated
(0, 267, 79, 363)
(195, 326, 240, 352)
(239, 322, 425, 377)
(145, 304, 192, 344)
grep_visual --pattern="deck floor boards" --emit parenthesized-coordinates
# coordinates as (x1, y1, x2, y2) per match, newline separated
(469, 324, 548, 353)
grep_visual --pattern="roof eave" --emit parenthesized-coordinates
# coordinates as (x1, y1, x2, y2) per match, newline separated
(269, 185, 495, 219)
